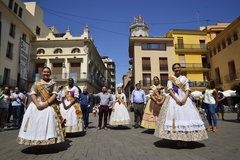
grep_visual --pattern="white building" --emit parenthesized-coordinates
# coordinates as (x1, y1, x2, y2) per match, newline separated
(32, 25, 108, 93)
(0, 0, 50, 89)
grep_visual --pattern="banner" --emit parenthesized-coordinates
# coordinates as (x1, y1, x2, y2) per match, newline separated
(70, 73, 78, 83)
(20, 39, 29, 81)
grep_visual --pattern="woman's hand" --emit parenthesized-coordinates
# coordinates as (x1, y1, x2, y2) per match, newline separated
(36, 102, 48, 110)
(181, 98, 187, 105)
(175, 99, 182, 106)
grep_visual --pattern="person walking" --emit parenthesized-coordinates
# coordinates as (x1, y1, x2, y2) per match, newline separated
(107, 89, 114, 119)
(0, 86, 10, 132)
(79, 86, 93, 129)
(216, 88, 225, 120)
(11, 87, 25, 128)
(131, 83, 146, 128)
(203, 80, 219, 132)
(94, 86, 113, 130)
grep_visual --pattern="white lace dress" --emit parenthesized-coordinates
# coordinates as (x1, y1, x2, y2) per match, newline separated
(154, 75, 208, 141)
(110, 93, 130, 125)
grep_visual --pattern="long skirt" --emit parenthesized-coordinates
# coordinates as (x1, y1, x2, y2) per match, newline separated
(59, 100, 83, 133)
(110, 103, 130, 125)
(17, 100, 65, 145)
(154, 96, 208, 141)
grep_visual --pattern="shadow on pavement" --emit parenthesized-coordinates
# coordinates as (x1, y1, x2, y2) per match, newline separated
(21, 139, 72, 155)
(66, 131, 86, 138)
(141, 129, 155, 134)
(154, 139, 205, 149)
(109, 125, 131, 130)
(222, 119, 240, 123)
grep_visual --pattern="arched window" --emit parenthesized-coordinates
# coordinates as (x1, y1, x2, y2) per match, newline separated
(54, 48, 62, 54)
(37, 49, 45, 54)
(71, 48, 80, 53)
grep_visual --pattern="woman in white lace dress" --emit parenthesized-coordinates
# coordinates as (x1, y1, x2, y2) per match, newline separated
(154, 63, 208, 146)
(110, 87, 130, 126)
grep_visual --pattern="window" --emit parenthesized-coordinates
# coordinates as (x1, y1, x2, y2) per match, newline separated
(199, 40, 206, 49)
(233, 32, 238, 41)
(159, 58, 168, 71)
(22, 33, 26, 41)
(9, 23, 15, 38)
(36, 26, 41, 35)
(177, 37, 184, 49)
(142, 58, 151, 71)
(215, 68, 221, 84)
(228, 61, 236, 80)
(142, 74, 151, 86)
(209, 50, 213, 58)
(3, 68, 11, 85)
(178, 54, 185, 67)
(217, 44, 221, 52)
(160, 74, 168, 86)
(222, 40, 226, 49)
(13, 2, 18, 14)
(6, 42, 13, 59)
(37, 49, 45, 54)
(142, 43, 166, 50)
(213, 48, 217, 55)
(18, 7, 23, 18)
(71, 48, 80, 53)
(8, 0, 14, 10)
(54, 48, 62, 54)
(227, 37, 232, 45)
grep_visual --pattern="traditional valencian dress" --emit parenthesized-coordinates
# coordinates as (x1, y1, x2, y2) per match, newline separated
(17, 79, 65, 145)
(59, 86, 83, 133)
(110, 93, 130, 125)
(141, 84, 165, 129)
(154, 75, 208, 141)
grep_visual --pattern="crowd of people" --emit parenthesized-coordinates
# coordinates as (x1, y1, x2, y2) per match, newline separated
(0, 63, 239, 149)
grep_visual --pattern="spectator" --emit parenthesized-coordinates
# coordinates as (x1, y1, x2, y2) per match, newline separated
(0, 86, 10, 131)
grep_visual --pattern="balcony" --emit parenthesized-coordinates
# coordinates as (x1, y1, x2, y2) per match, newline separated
(189, 81, 208, 87)
(175, 44, 208, 53)
(180, 63, 210, 71)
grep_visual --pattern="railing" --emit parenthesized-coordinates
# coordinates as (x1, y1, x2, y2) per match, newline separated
(175, 44, 207, 49)
(160, 65, 168, 71)
(142, 65, 151, 71)
(180, 63, 210, 69)
(141, 81, 152, 87)
(189, 81, 208, 87)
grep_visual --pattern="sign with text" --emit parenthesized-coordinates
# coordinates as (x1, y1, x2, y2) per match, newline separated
(20, 39, 29, 81)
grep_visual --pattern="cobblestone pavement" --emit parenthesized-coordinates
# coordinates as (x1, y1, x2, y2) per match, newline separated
(0, 113, 239, 160)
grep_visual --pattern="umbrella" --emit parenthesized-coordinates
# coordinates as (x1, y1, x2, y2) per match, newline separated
(222, 90, 236, 97)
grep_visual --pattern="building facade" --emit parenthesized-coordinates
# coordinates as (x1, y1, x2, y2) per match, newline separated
(0, 0, 50, 89)
(208, 17, 240, 90)
(32, 25, 108, 93)
(101, 56, 116, 92)
(129, 22, 174, 91)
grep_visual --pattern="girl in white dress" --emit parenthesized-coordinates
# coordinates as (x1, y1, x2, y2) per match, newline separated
(110, 87, 130, 126)
(154, 63, 208, 144)
(59, 78, 83, 133)
(17, 67, 65, 145)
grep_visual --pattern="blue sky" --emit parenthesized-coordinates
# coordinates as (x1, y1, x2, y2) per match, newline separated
(25, 0, 239, 84)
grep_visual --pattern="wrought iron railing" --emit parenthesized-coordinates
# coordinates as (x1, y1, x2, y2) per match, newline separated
(175, 44, 207, 49)
(180, 63, 210, 69)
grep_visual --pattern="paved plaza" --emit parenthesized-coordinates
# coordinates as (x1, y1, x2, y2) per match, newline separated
(0, 113, 239, 160)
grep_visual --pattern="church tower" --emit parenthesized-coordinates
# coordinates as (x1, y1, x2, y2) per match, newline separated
(129, 16, 149, 37)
